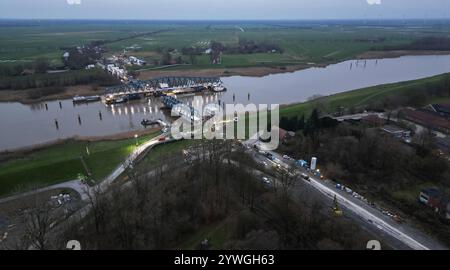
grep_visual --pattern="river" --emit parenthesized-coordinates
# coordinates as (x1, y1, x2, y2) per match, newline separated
(1, 54, 449, 151)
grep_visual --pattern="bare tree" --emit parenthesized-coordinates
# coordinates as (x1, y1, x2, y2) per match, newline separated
(85, 186, 108, 235)
(278, 167, 298, 208)
(21, 197, 57, 250)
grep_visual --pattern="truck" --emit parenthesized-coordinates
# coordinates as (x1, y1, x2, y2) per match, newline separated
(296, 160, 308, 168)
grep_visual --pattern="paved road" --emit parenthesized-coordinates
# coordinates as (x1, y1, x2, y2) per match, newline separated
(245, 140, 448, 250)
(0, 179, 88, 205)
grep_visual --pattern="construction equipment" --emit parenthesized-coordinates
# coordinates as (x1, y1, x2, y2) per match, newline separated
(333, 195, 343, 216)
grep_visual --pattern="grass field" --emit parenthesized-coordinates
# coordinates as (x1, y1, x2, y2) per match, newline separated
(0, 132, 159, 197)
(2, 20, 450, 70)
(138, 139, 198, 166)
(280, 73, 450, 118)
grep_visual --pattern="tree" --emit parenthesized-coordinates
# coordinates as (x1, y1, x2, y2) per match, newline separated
(278, 167, 297, 208)
(21, 197, 57, 250)
(34, 58, 50, 74)
(161, 51, 172, 65)
(189, 53, 197, 65)
(444, 74, 450, 96)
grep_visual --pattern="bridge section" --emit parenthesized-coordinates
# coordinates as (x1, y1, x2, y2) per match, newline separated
(105, 76, 223, 95)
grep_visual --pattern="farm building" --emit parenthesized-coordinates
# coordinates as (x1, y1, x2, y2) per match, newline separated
(400, 109, 450, 134)
(381, 125, 411, 139)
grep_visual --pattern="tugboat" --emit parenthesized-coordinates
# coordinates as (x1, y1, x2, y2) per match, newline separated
(105, 95, 128, 105)
(211, 84, 227, 92)
(141, 119, 157, 127)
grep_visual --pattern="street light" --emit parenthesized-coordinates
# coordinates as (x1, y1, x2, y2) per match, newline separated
(134, 134, 139, 146)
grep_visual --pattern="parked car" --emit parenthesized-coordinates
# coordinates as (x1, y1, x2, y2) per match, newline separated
(262, 177, 273, 186)
(301, 173, 310, 181)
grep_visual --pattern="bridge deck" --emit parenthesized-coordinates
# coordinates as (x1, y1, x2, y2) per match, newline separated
(105, 76, 223, 96)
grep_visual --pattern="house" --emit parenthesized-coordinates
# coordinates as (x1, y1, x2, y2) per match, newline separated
(419, 188, 450, 220)
(381, 125, 411, 139)
(63, 52, 70, 61)
(129, 56, 146, 66)
(400, 109, 450, 134)
(279, 127, 295, 141)
(258, 127, 293, 144)
(419, 188, 442, 209)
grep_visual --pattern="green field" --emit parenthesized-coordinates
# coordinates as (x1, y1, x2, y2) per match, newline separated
(138, 139, 198, 166)
(280, 73, 450, 118)
(0, 133, 158, 197)
(2, 21, 450, 70)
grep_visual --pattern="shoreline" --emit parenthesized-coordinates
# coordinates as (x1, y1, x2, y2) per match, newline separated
(356, 50, 450, 60)
(1, 50, 449, 104)
(0, 84, 106, 104)
(0, 127, 161, 162)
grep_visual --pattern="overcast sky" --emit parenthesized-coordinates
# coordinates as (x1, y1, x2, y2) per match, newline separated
(0, 0, 449, 20)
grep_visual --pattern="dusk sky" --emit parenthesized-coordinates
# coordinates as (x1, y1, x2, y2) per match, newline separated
(0, 0, 449, 20)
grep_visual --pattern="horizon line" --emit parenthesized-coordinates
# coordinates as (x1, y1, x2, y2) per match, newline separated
(1, 18, 450, 21)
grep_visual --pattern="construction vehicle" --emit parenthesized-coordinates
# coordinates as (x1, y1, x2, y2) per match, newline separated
(333, 195, 343, 216)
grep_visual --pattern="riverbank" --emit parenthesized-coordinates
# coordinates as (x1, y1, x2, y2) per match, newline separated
(357, 50, 450, 60)
(0, 127, 161, 160)
(0, 84, 105, 104)
(280, 72, 450, 118)
(1, 51, 449, 105)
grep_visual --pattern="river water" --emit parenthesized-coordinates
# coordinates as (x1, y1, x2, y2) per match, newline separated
(1, 54, 449, 151)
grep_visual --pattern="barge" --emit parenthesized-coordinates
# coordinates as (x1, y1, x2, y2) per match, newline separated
(72, 95, 101, 103)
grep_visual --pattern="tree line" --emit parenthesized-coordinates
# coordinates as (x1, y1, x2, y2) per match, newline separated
(375, 37, 450, 51)
(0, 68, 119, 90)
(0, 58, 50, 77)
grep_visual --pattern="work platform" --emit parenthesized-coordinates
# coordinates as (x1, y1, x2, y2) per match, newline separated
(105, 76, 224, 96)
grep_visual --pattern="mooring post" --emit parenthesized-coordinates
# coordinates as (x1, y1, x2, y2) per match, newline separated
(54, 119, 59, 130)
(45, 103, 48, 111)
(59, 101, 62, 109)
(99, 111, 103, 121)
(78, 114, 82, 125)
